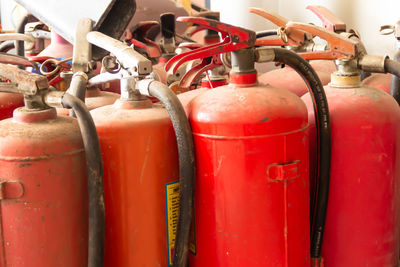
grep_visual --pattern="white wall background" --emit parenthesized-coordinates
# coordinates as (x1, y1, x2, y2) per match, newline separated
(211, 0, 400, 57)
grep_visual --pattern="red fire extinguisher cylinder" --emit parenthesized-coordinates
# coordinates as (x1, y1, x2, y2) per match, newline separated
(0, 64, 105, 267)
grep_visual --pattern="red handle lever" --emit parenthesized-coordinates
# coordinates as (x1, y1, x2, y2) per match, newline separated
(249, 7, 312, 47)
(307, 5, 346, 33)
(165, 16, 255, 73)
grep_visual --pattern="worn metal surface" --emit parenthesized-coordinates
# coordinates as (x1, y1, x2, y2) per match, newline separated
(15, 0, 136, 59)
(0, 63, 48, 95)
(0, 33, 34, 43)
(358, 54, 387, 73)
(73, 19, 93, 73)
(0, 53, 38, 69)
(87, 31, 152, 76)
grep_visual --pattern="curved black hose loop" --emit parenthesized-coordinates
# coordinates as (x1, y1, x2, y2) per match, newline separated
(0, 40, 15, 53)
(387, 55, 400, 104)
(272, 48, 331, 259)
(256, 29, 278, 39)
(62, 93, 105, 267)
(145, 80, 195, 267)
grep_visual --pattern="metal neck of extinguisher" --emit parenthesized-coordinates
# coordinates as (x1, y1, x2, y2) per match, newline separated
(87, 30, 196, 267)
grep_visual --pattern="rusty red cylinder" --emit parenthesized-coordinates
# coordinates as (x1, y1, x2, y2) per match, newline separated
(302, 75, 400, 266)
(0, 92, 24, 120)
(91, 98, 179, 266)
(188, 72, 310, 266)
(0, 107, 88, 266)
(259, 66, 331, 96)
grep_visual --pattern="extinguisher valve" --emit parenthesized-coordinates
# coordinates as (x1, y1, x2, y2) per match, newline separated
(0, 62, 70, 109)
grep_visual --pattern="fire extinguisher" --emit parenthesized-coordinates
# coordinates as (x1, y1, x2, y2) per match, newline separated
(0, 63, 104, 267)
(249, 7, 332, 96)
(167, 16, 331, 266)
(363, 21, 400, 102)
(86, 31, 195, 267)
(285, 21, 400, 266)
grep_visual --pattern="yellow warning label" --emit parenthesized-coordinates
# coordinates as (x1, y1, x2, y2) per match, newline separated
(165, 181, 196, 266)
(166, 181, 180, 266)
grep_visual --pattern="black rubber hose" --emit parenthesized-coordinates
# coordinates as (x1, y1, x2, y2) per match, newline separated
(15, 13, 31, 69)
(0, 40, 15, 53)
(62, 93, 105, 267)
(271, 48, 331, 259)
(144, 80, 195, 267)
(256, 30, 278, 39)
(388, 53, 400, 105)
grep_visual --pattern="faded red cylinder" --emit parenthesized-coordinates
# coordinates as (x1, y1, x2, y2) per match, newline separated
(302, 78, 400, 266)
(0, 107, 88, 266)
(91, 98, 179, 266)
(188, 73, 310, 266)
(259, 66, 331, 96)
